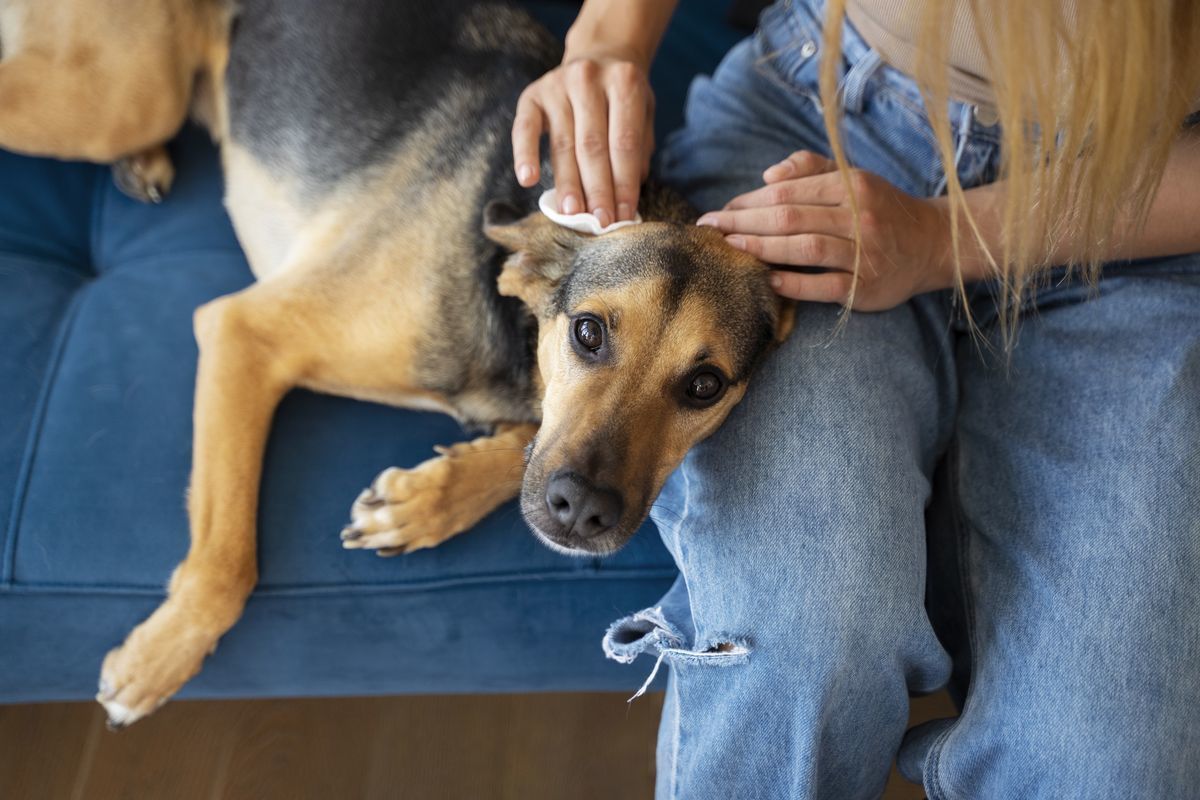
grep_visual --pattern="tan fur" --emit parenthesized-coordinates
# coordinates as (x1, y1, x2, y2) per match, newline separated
(6, 0, 791, 726)
(533, 279, 750, 514)
(96, 66, 531, 725)
(0, 0, 226, 161)
(345, 422, 539, 554)
(97, 236, 464, 722)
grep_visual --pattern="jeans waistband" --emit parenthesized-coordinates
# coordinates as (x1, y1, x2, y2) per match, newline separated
(760, 0, 875, 68)
(758, 0, 1002, 145)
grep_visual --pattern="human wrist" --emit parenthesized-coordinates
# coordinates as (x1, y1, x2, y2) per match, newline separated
(562, 29, 652, 71)
(926, 195, 992, 290)
(562, 0, 674, 72)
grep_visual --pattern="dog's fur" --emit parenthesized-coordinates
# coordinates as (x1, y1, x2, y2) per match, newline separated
(0, 0, 794, 726)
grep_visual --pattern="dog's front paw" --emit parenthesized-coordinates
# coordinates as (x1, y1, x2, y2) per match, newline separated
(97, 603, 216, 729)
(342, 457, 466, 556)
(112, 145, 175, 204)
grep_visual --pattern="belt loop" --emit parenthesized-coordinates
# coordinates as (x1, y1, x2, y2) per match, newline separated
(933, 104, 977, 196)
(841, 49, 883, 113)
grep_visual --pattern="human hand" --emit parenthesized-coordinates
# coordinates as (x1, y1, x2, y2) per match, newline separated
(512, 54, 654, 227)
(696, 151, 957, 311)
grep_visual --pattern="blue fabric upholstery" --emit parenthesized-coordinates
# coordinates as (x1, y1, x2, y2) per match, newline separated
(0, 4, 741, 702)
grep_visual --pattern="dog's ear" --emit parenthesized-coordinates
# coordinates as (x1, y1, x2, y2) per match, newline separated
(484, 200, 587, 317)
(774, 298, 797, 344)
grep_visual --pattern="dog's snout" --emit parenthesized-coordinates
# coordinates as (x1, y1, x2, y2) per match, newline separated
(545, 470, 623, 542)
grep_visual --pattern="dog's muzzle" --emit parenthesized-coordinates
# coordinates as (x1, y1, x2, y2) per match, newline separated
(540, 469, 624, 549)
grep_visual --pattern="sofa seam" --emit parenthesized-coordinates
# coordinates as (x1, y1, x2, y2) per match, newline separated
(1, 566, 681, 598)
(0, 253, 94, 282)
(0, 248, 246, 277)
(2, 290, 88, 589)
(100, 248, 248, 276)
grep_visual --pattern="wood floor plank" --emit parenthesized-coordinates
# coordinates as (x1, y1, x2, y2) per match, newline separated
(498, 692, 660, 800)
(78, 698, 241, 800)
(0, 690, 957, 799)
(0, 701, 98, 800)
(364, 694, 516, 800)
(220, 697, 375, 800)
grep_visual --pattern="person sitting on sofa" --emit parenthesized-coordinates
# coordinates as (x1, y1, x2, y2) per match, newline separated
(513, 0, 1200, 797)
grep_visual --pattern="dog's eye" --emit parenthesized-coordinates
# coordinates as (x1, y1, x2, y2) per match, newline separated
(686, 371, 726, 405)
(574, 317, 604, 351)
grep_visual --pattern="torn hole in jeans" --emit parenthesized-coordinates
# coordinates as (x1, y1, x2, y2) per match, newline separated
(625, 641, 752, 702)
(606, 606, 751, 702)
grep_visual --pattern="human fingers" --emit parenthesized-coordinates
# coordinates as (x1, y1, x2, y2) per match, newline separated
(722, 171, 848, 210)
(767, 269, 855, 303)
(606, 64, 650, 221)
(565, 62, 617, 226)
(696, 204, 852, 237)
(512, 90, 545, 187)
(724, 232, 857, 269)
(762, 150, 837, 183)
(539, 86, 585, 214)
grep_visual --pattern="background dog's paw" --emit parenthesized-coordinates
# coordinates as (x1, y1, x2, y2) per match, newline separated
(342, 459, 462, 555)
(96, 605, 214, 729)
(112, 145, 175, 204)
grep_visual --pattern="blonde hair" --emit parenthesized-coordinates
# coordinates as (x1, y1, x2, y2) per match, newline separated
(819, 0, 1200, 341)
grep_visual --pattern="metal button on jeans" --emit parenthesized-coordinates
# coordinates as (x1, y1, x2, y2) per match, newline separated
(972, 103, 1000, 126)
(799, 40, 817, 58)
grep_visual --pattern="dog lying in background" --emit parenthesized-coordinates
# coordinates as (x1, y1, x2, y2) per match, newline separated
(0, 0, 794, 726)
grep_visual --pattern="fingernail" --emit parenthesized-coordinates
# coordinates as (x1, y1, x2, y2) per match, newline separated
(594, 207, 612, 228)
(726, 235, 746, 249)
(770, 274, 784, 288)
(517, 164, 534, 185)
(696, 214, 719, 227)
(618, 203, 632, 221)
(764, 160, 795, 181)
(561, 194, 580, 215)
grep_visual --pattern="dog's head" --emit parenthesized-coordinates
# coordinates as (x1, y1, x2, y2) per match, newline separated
(484, 198, 794, 555)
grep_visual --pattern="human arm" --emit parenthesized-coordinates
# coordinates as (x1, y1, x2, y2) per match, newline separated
(512, 0, 677, 226)
(696, 131, 1200, 310)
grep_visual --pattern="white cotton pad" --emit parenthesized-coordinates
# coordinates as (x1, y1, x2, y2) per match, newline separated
(538, 188, 643, 235)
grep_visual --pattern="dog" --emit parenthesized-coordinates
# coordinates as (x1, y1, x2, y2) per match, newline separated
(0, 0, 795, 726)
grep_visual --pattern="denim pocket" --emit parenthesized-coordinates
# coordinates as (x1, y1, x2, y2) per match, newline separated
(754, 1, 825, 106)
(755, 0, 931, 123)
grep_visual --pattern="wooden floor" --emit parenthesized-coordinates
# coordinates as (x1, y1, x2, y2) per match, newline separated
(0, 691, 955, 799)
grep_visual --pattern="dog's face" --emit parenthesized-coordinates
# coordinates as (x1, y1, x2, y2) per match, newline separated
(485, 204, 794, 555)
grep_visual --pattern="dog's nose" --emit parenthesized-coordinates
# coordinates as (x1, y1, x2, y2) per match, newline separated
(545, 471, 623, 540)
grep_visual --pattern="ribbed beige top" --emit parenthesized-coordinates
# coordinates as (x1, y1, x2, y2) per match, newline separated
(846, 0, 996, 108)
(846, 2, 1199, 115)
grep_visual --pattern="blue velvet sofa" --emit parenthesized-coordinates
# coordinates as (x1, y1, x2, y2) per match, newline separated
(0, 3, 743, 702)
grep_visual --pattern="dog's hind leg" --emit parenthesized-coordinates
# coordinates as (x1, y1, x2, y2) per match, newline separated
(343, 423, 539, 555)
(0, 51, 189, 163)
(97, 280, 311, 728)
(0, 0, 229, 199)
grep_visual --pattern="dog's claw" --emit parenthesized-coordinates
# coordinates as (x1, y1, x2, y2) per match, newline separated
(340, 526, 361, 541)
(105, 717, 126, 732)
(355, 488, 385, 508)
(112, 150, 174, 204)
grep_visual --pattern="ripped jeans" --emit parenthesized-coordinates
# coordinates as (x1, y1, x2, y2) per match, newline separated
(603, 2, 1200, 798)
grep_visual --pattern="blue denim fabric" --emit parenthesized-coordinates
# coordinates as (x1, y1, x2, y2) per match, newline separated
(604, 1, 1200, 797)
